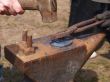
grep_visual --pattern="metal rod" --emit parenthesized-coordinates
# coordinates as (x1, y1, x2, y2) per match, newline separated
(75, 17, 97, 27)
(27, 35, 32, 48)
(50, 26, 77, 39)
(22, 30, 28, 42)
(74, 20, 105, 33)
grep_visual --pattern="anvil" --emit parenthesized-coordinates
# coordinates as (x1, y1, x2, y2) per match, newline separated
(4, 17, 106, 82)
(4, 32, 105, 82)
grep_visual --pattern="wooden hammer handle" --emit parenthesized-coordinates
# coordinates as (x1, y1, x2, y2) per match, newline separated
(18, 0, 38, 10)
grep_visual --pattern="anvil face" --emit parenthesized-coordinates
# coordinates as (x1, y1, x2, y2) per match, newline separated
(4, 36, 87, 82)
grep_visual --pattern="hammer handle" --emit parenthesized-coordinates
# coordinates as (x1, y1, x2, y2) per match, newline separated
(18, 0, 38, 10)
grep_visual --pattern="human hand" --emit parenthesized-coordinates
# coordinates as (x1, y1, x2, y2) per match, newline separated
(0, 0, 24, 15)
(96, 11, 110, 30)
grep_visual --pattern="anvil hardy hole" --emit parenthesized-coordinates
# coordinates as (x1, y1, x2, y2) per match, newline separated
(34, 46, 38, 51)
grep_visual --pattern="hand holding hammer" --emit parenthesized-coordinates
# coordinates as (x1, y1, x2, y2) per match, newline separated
(0, 0, 57, 23)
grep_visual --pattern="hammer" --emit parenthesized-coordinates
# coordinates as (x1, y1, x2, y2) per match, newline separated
(18, 0, 57, 23)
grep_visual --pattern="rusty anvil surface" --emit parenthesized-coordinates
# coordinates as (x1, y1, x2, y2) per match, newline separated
(4, 16, 106, 82)
(4, 32, 105, 82)
(18, 0, 57, 23)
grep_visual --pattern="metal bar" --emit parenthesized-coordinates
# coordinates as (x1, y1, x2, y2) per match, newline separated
(74, 20, 105, 33)
(27, 35, 32, 48)
(50, 26, 78, 39)
(22, 30, 28, 42)
(75, 17, 97, 27)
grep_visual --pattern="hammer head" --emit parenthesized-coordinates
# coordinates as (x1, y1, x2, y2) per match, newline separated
(18, 0, 57, 23)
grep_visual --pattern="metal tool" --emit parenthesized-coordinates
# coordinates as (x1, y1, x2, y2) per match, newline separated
(50, 17, 104, 48)
(18, 0, 57, 23)
(50, 18, 104, 40)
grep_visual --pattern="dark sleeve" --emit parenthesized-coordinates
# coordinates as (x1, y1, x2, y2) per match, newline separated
(69, 0, 101, 26)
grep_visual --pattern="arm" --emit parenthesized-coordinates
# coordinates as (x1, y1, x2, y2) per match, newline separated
(0, 0, 24, 15)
